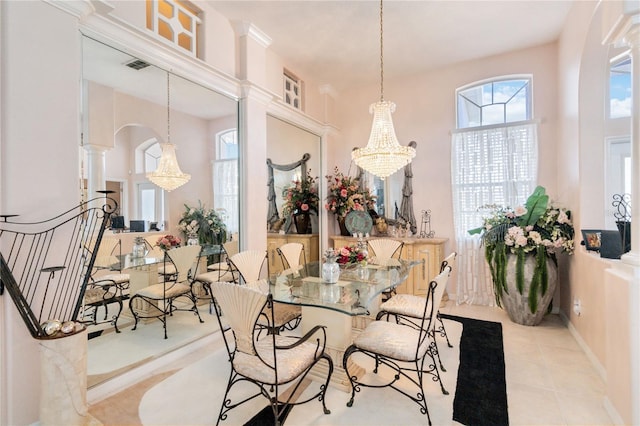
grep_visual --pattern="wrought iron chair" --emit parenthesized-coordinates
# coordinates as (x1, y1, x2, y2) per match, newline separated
(228, 250, 302, 334)
(80, 236, 131, 332)
(367, 238, 404, 300)
(193, 241, 239, 314)
(343, 269, 450, 426)
(376, 252, 458, 358)
(211, 281, 333, 425)
(129, 244, 203, 339)
(276, 242, 307, 275)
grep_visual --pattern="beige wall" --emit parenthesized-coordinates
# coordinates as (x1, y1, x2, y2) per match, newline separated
(333, 42, 560, 256)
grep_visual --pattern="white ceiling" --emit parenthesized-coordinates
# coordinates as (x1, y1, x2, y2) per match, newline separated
(208, 0, 575, 92)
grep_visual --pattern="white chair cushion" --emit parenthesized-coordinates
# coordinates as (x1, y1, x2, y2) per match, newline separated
(99, 273, 130, 284)
(258, 303, 301, 328)
(379, 293, 426, 318)
(207, 262, 230, 271)
(233, 335, 318, 384)
(196, 270, 236, 284)
(354, 320, 429, 362)
(135, 282, 190, 299)
(84, 287, 116, 304)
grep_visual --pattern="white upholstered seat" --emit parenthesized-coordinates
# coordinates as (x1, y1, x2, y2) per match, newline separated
(344, 269, 450, 425)
(210, 281, 332, 424)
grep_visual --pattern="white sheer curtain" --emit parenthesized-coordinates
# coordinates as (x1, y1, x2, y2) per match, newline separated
(213, 159, 239, 235)
(451, 121, 538, 305)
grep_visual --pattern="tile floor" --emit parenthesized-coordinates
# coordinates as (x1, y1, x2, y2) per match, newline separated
(88, 301, 615, 425)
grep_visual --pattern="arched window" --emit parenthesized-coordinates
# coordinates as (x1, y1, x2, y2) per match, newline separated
(144, 142, 162, 173)
(451, 76, 537, 305)
(213, 129, 239, 235)
(457, 77, 531, 128)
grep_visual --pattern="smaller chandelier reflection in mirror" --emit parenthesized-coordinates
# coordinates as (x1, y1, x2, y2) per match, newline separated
(147, 72, 191, 191)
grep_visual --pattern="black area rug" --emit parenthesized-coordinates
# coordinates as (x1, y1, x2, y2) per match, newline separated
(440, 314, 509, 426)
(243, 403, 293, 426)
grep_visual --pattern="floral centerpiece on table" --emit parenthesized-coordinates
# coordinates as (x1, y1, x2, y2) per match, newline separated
(178, 201, 227, 245)
(335, 244, 369, 266)
(155, 235, 181, 251)
(282, 170, 320, 217)
(325, 167, 376, 219)
(468, 186, 575, 313)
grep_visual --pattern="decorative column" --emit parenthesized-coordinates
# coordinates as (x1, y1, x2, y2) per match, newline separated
(39, 329, 89, 426)
(621, 24, 640, 266)
(84, 144, 108, 201)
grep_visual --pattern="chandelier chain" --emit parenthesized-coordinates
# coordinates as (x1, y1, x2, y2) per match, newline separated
(167, 72, 171, 143)
(379, 0, 384, 102)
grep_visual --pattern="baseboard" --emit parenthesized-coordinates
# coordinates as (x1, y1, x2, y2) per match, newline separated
(603, 396, 625, 425)
(87, 331, 223, 404)
(559, 310, 606, 381)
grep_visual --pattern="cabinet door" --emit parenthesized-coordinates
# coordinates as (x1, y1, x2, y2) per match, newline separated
(414, 242, 445, 295)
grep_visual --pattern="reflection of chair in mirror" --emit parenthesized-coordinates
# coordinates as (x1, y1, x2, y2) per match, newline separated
(129, 244, 203, 339)
(228, 250, 302, 334)
(277, 242, 307, 275)
(193, 241, 240, 314)
(80, 237, 131, 332)
(367, 238, 403, 301)
(92, 236, 130, 288)
(344, 270, 450, 425)
(211, 281, 333, 425)
(206, 240, 239, 281)
(145, 236, 177, 281)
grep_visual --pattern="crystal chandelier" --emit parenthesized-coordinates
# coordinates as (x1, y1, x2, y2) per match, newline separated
(352, 0, 415, 179)
(147, 73, 191, 192)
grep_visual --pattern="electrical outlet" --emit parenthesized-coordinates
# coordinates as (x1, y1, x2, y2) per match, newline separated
(573, 298, 582, 316)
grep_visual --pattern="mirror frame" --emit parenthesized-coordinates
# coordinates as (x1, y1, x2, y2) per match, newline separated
(267, 153, 311, 228)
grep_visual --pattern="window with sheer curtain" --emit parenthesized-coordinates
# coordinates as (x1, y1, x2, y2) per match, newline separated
(451, 77, 538, 305)
(213, 129, 239, 235)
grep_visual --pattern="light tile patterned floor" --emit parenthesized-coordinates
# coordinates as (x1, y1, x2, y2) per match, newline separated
(89, 301, 615, 425)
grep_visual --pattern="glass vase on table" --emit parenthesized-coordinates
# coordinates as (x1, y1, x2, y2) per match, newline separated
(322, 248, 340, 284)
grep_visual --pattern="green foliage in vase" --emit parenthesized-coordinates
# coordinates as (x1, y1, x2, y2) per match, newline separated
(469, 186, 575, 313)
(178, 201, 227, 245)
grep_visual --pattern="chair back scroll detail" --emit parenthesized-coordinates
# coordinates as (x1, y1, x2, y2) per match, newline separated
(0, 196, 117, 339)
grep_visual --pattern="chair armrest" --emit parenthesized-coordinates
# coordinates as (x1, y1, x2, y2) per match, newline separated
(274, 325, 327, 351)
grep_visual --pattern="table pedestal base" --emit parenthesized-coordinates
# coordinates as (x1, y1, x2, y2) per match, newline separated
(301, 306, 368, 392)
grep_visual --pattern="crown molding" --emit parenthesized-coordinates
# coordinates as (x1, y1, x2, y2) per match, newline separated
(232, 21, 272, 48)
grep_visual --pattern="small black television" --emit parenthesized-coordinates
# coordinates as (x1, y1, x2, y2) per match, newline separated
(129, 220, 146, 232)
(111, 216, 125, 230)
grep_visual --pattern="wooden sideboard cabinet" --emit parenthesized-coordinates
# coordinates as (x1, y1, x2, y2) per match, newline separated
(267, 233, 320, 274)
(330, 236, 448, 296)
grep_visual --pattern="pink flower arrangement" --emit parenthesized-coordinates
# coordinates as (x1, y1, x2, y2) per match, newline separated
(282, 170, 319, 217)
(156, 234, 181, 251)
(325, 167, 376, 219)
(335, 244, 368, 265)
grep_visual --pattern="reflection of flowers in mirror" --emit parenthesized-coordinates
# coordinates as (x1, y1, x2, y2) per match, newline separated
(178, 201, 227, 245)
(282, 170, 319, 216)
(156, 235, 181, 251)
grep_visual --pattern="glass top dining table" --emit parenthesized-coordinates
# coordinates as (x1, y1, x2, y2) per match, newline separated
(105, 244, 224, 271)
(269, 259, 421, 316)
